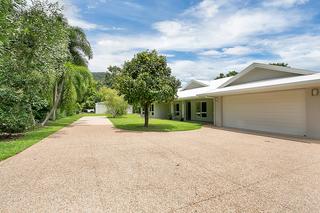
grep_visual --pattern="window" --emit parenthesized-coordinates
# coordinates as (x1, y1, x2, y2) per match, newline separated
(196, 101, 207, 118)
(175, 103, 180, 116)
(201, 102, 207, 117)
(150, 104, 154, 116)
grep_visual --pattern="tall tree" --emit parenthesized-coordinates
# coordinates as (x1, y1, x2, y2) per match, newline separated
(1, 0, 70, 131)
(43, 17, 94, 124)
(105, 65, 121, 88)
(116, 50, 180, 127)
(61, 63, 95, 115)
(68, 26, 93, 67)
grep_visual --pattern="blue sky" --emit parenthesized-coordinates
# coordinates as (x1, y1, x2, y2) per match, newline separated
(62, 0, 320, 83)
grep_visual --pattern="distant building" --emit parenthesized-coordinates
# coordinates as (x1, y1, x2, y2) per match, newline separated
(95, 102, 133, 114)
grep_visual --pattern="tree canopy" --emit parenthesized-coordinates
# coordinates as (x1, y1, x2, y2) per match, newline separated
(269, 62, 289, 67)
(105, 65, 122, 88)
(215, 70, 238, 79)
(0, 0, 97, 133)
(100, 87, 128, 117)
(115, 50, 180, 127)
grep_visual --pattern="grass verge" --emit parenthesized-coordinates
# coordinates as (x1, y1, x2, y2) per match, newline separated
(0, 114, 91, 161)
(109, 114, 202, 132)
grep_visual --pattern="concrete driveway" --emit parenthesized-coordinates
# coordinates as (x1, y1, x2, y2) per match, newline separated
(0, 116, 320, 212)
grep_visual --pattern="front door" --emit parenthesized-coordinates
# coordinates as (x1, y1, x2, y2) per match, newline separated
(186, 102, 191, 120)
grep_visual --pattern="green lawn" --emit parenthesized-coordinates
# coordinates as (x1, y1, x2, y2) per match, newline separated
(0, 114, 91, 161)
(109, 114, 202, 132)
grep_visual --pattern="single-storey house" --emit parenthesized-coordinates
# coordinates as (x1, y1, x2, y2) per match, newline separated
(148, 63, 320, 139)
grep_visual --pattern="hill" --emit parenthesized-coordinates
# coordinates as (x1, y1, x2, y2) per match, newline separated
(92, 72, 106, 82)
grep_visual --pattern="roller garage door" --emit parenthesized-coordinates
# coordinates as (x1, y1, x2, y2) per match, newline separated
(222, 89, 307, 136)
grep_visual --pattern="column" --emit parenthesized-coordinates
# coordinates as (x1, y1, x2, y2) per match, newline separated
(170, 102, 174, 119)
(181, 101, 185, 120)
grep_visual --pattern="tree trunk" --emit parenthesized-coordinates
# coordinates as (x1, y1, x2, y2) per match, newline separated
(52, 82, 58, 121)
(144, 103, 149, 127)
(29, 105, 36, 126)
(41, 79, 64, 126)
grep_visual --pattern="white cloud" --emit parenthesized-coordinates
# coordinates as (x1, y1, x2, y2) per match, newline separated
(88, 0, 318, 83)
(63, 1, 99, 30)
(223, 46, 252, 55)
(152, 21, 183, 36)
(183, 0, 220, 18)
(198, 50, 221, 56)
(259, 35, 320, 70)
(263, 0, 309, 8)
(169, 59, 251, 84)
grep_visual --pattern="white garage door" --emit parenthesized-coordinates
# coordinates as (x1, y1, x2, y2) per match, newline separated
(223, 89, 306, 136)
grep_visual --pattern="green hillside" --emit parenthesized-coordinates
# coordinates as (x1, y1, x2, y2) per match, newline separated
(92, 72, 106, 82)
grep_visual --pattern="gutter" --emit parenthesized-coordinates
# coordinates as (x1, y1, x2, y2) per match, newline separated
(198, 77, 320, 97)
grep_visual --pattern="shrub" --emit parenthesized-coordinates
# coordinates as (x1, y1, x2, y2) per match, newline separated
(0, 88, 32, 133)
(100, 87, 128, 117)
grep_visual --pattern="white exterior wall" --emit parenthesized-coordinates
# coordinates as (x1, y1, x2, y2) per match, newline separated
(306, 88, 320, 139)
(214, 97, 223, 126)
(95, 102, 132, 114)
(95, 102, 107, 114)
(153, 103, 170, 119)
(222, 89, 307, 136)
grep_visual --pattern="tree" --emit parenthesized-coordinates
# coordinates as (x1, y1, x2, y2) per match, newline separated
(215, 70, 238, 79)
(226, 70, 238, 77)
(68, 26, 93, 67)
(269, 62, 289, 67)
(1, 0, 70, 130)
(116, 50, 180, 127)
(60, 63, 95, 115)
(0, 0, 96, 132)
(100, 87, 128, 117)
(215, 73, 225, 79)
(43, 11, 94, 124)
(105, 65, 121, 88)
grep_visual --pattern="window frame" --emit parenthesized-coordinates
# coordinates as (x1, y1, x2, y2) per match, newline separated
(195, 101, 207, 118)
(175, 103, 180, 116)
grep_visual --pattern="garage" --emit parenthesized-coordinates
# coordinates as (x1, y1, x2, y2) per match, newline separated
(222, 89, 307, 136)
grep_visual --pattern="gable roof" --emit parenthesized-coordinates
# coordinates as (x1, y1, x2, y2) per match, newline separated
(181, 79, 209, 91)
(177, 77, 232, 100)
(218, 63, 316, 88)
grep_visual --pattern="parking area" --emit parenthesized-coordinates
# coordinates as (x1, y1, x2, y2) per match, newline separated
(0, 116, 319, 212)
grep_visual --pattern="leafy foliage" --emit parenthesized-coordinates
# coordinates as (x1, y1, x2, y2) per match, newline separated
(0, 0, 70, 132)
(68, 26, 93, 67)
(215, 70, 238, 79)
(100, 87, 128, 117)
(92, 72, 106, 82)
(105, 65, 121, 88)
(0, 1, 95, 133)
(0, 88, 31, 133)
(115, 50, 180, 127)
(269, 62, 289, 67)
(61, 63, 95, 115)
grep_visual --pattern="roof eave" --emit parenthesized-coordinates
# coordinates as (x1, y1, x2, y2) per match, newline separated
(199, 78, 320, 97)
(217, 63, 317, 89)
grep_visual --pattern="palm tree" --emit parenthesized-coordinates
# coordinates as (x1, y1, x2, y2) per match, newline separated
(42, 25, 94, 125)
(68, 26, 93, 67)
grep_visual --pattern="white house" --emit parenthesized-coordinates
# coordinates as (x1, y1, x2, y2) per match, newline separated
(149, 63, 320, 139)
